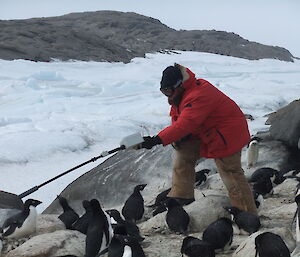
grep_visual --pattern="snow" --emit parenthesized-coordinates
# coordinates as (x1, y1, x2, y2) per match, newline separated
(0, 51, 299, 211)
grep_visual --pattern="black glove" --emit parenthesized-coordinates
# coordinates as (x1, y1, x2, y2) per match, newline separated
(140, 136, 162, 149)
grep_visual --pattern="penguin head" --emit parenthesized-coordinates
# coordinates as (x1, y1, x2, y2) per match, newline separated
(56, 195, 68, 205)
(24, 198, 42, 208)
(134, 184, 147, 192)
(223, 206, 241, 216)
(106, 209, 122, 222)
(165, 198, 181, 209)
(82, 200, 91, 211)
(90, 199, 103, 214)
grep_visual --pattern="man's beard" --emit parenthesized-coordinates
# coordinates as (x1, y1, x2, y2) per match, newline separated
(168, 90, 184, 106)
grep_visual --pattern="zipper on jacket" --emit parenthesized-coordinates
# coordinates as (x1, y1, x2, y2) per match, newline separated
(217, 129, 227, 145)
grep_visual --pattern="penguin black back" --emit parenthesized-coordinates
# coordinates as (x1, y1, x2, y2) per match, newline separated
(195, 169, 210, 186)
(85, 199, 113, 257)
(250, 167, 279, 183)
(224, 206, 260, 235)
(202, 217, 233, 250)
(122, 184, 147, 223)
(252, 177, 273, 196)
(165, 198, 189, 234)
(181, 236, 215, 257)
(57, 195, 79, 229)
(71, 200, 92, 234)
(255, 232, 290, 257)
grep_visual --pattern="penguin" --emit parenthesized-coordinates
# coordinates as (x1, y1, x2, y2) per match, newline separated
(195, 169, 211, 186)
(149, 170, 210, 209)
(108, 224, 129, 257)
(106, 209, 144, 242)
(253, 191, 264, 210)
(147, 188, 171, 208)
(85, 199, 113, 257)
(181, 236, 215, 257)
(1, 198, 42, 239)
(255, 232, 290, 257)
(249, 167, 279, 184)
(108, 224, 145, 257)
(152, 204, 167, 217)
(223, 206, 261, 235)
(247, 138, 259, 168)
(57, 195, 79, 229)
(165, 198, 190, 234)
(71, 200, 92, 235)
(252, 177, 274, 196)
(122, 184, 147, 223)
(202, 217, 233, 251)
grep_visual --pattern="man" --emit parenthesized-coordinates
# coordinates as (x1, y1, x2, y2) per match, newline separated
(138, 63, 257, 215)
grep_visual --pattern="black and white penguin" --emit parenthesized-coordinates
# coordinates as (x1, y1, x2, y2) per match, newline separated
(202, 217, 233, 251)
(247, 138, 259, 168)
(57, 195, 79, 229)
(71, 200, 92, 235)
(195, 169, 211, 186)
(108, 224, 145, 257)
(255, 232, 290, 257)
(106, 209, 144, 242)
(253, 191, 264, 210)
(165, 198, 189, 234)
(147, 188, 171, 208)
(250, 167, 284, 185)
(85, 199, 113, 257)
(252, 177, 274, 196)
(223, 206, 261, 235)
(1, 198, 42, 239)
(122, 184, 147, 223)
(181, 236, 215, 257)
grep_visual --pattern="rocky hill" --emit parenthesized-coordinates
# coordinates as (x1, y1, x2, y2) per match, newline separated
(0, 11, 294, 62)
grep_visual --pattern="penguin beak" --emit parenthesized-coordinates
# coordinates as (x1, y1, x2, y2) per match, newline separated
(34, 200, 42, 206)
(139, 184, 147, 190)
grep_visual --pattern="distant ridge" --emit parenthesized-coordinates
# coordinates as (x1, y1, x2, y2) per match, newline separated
(0, 11, 294, 62)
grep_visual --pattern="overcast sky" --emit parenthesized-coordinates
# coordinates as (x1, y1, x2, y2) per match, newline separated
(1, 0, 299, 57)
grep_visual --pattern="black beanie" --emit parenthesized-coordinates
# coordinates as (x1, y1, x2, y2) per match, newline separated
(160, 66, 183, 89)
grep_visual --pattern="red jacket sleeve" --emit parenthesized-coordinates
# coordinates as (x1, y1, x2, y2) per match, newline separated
(158, 92, 220, 146)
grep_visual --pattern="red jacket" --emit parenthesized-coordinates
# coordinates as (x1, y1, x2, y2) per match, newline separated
(158, 68, 250, 158)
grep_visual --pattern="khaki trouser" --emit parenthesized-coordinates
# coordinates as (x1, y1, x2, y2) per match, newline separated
(215, 151, 257, 215)
(167, 139, 200, 199)
(167, 139, 257, 215)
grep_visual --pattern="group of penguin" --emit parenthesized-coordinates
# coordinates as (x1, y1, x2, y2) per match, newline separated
(1, 164, 300, 257)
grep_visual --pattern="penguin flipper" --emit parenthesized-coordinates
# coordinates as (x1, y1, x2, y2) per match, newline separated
(2, 222, 18, 237)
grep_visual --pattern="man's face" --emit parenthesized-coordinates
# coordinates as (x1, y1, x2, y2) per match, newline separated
(164, 87, 184, 106)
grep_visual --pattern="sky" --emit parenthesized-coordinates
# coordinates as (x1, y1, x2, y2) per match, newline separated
(0, 0, 300, 57)
(0, 51, 300, 211)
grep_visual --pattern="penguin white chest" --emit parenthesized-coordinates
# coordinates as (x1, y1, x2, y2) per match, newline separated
(247, 140, 259, 168)
(8, 206, 38, 239)
(123, 245, 132, 257)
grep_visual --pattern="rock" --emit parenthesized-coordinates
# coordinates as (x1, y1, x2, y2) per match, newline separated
(0, 11, 294, 63)
(273, 178, 299, 196)
(266, 99, 300, 148)
(139, 191, 230, 234)
(5, 230, 85, 257)
(233, 227, 295, 257)
(36, 214, 65, 235)
(44, 146, 174, 214)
